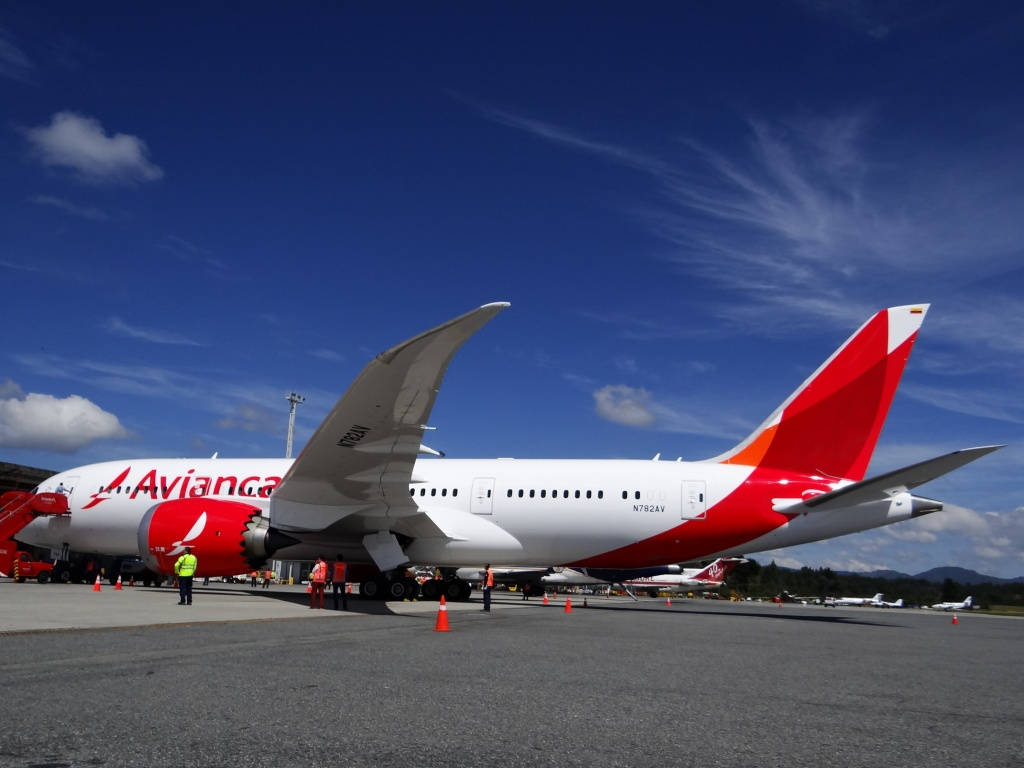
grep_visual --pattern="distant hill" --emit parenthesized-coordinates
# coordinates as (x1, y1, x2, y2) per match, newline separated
(844, 566, 1024, 585)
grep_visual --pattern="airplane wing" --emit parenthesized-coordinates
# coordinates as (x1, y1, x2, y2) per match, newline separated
(270, 303, 509, 532)
(794, 445, 1003, 513)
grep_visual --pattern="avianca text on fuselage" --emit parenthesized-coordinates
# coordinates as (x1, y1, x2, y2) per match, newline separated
(83, 466, 284, 508)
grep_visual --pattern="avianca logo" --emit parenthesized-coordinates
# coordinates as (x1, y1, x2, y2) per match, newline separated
(82, 466, 282, 508)
(81, 466, 132, 509)
(166, 512, 208, 557)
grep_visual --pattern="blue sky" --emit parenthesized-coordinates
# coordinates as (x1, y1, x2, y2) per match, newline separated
(2, 3, 1022, 578)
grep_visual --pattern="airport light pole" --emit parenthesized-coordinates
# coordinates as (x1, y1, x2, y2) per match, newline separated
(285, 392, 305, 459)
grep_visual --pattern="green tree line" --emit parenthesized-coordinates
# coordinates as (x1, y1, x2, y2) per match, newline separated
(724, 560, 1024, 608)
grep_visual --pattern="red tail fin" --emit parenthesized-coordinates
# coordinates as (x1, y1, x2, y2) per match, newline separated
(694, 557, 744, 582)
(714, 305, 928, 481)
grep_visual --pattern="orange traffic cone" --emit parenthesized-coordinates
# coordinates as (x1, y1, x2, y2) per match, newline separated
(434, 595, 451, 632)
(542, 593, 549, 605)
(564, 597, 572, 613)
(92, 575, 102, 592)
(306, 582, 312, 594)
(129, 577, 135, 587)
(666, 596, 672, 607)
(115, 575, 123, 590)
(952, 614, 959, 625)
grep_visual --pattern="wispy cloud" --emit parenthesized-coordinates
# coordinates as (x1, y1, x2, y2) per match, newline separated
(592, 383, 746, 440)
(0, 26, 33, 82)
(22, 111, 164, 185)
(30, 194, 111, 221)
(311, 348, 344, 362)
(104, 317, 203, 346)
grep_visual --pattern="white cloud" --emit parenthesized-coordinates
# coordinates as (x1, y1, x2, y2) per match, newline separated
(594, 385, 655, 427)
(0, 390, 129, 452)
(104, 317, 202, 346)
(23, 111, 164, 185)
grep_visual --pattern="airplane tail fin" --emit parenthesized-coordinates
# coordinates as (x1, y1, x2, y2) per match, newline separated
(892, 599, 904, 608)
(714, 305, 929, 481)
(964, 596, 972, 608)
(694, 557, 744, 582)
(872, 593, 884, 603)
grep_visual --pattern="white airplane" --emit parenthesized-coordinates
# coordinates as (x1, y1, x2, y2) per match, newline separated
(825, 592, 885, 607)
(612, 557, 745, 597)
(18, 303, 1001, 601)
(930, 596, 972, 611)
(874, 597, 904, 608)
(457, 557, 743, 594)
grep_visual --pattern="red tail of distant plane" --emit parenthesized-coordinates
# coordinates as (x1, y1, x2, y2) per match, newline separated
(714, 305, 929, 481)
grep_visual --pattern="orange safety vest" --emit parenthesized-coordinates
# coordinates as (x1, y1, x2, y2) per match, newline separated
(485, 568, 494, 588)
(311, 560, 327, 583)
(332, 562, 347, 582)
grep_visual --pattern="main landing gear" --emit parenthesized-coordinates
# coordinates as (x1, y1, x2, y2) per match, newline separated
(358, 570, 472, 601)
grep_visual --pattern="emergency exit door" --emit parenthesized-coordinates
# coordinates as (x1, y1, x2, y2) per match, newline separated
(471, 477, 495, 515)
(681, 481, 707, 519)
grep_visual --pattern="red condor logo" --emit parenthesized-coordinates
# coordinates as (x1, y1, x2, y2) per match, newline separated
(82, 466, 282, 509)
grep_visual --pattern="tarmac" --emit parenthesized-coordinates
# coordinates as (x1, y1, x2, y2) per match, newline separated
(1, 581, 1021, 768)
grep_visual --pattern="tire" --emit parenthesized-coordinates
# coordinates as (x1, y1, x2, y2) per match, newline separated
(385, 579, 407, 601)
(360, 579, 380, 599)
(37, 571, 51, 584)
(421, 579, 440, 600)
(647, 589, 658, 598)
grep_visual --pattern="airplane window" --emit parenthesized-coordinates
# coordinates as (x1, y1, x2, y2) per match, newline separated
(597, 490, 604, 499)
(552, 489, 557, 498)
(586, 490, 592, 499)
(529, 490, 535, 498)
(635, 491, 640, 500)
(622, 491, 627, 499)
(431, 488, 437, 496)
(574, 490, 580, 499)
(442, 488, 447, 496)
(518, 489, 524, 497)
(487, 490, 492, 498)
(452, 489, 458, 497)
(563, 490, 569, 498)
(540, 490, 546, 498)
(420, 488, 426, 496)
(409, 488, 415, 496)
(507, 489, 513, 497)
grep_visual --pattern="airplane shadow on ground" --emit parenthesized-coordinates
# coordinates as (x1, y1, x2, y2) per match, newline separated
(146, 584, 404, 616)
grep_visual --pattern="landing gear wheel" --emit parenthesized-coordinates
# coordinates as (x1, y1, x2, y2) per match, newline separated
(385, 579, 407, 601)
(360, 579, 381, 599)
(421, 579, 440, 600)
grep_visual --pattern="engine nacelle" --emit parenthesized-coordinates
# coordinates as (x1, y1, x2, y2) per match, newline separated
(138, 497, 286, 577)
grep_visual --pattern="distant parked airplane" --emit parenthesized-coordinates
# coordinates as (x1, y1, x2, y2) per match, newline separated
(825, 592, 885, 607)
(930, 596, 972, 611)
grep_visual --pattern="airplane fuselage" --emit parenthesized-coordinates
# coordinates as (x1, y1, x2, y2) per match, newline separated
(21, 454, 924, 570)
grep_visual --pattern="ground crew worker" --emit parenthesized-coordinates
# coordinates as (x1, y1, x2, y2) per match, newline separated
(482, 564, 494, 612)
(263, 568, 272, 588)
(174, 547, 198, 605)
(332, 555, 348, 611)
(250, 570, 258, 587)
(310, 555, 327, 609)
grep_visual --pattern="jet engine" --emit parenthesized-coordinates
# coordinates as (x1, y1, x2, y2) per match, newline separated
(137, 497, 295, 576)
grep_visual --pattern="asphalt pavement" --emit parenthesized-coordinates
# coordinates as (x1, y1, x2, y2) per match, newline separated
(1, 582, 1021, 768)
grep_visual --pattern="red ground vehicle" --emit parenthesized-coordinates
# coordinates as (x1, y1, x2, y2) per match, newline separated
(1, 545, 55, 583)
(1, 490, 69, 583)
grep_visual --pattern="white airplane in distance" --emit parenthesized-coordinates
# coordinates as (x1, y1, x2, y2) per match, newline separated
(930, 596, 973, 611)
(19, 303, 1002, 601)
(825, 592, 885, 607)
(614, 557, 745, 597)
(872, 596, 904, 608)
